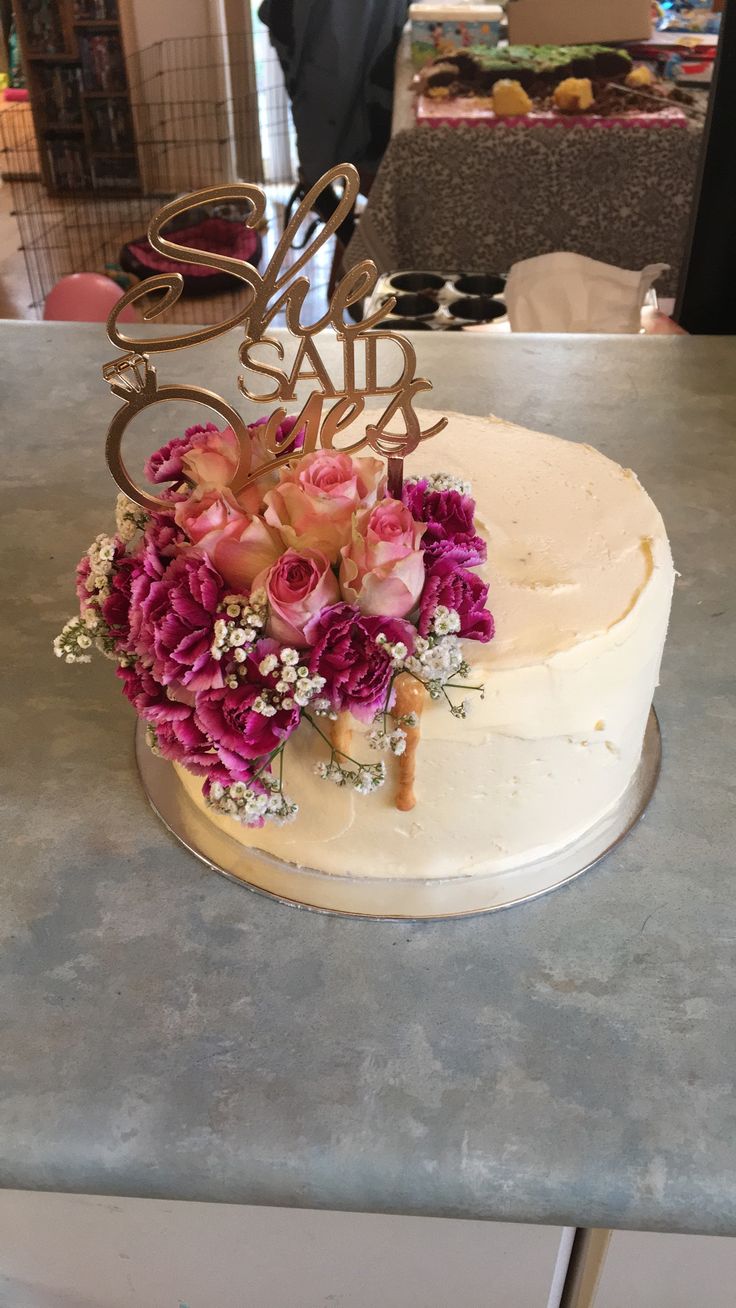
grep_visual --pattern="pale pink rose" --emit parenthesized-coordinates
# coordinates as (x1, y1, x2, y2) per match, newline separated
(210, 515, 284, 593)
(339, 499, 426, 618)
(264, 451, 385, 562)
(235, 416, 303, 516)
(182, 425, 240, 487)
(253, 548, 340, 647)
(174, 486, 243, 545)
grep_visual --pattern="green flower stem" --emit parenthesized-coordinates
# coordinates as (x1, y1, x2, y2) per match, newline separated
(303, 712, 371, 771)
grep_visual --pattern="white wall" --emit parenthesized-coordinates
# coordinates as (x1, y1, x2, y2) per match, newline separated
(119, 0, 218, 55)
(0, 1191, 563, 1308)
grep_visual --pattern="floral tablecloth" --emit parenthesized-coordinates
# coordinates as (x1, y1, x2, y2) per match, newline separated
(345, 57, 705, 298)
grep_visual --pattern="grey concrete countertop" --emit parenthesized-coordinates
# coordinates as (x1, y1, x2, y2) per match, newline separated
(2, 325, 735, 1234)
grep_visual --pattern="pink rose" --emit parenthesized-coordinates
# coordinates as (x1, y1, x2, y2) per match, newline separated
(174, 488, 283, 592)
(209, 514, 284, 593)
(264, 451, 385, 562)
(339, 499, 425, 619)
(235, 415, 304, 516)
(253, 548, 340, 647)
(174, 487, 242, 545)
(182, 424, 240, 488)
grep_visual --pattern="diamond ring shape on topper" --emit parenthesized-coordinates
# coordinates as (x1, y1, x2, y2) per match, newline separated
(103, 163, 447, 512)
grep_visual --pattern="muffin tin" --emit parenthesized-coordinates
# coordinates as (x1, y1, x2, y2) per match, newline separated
(365, 270, 508, 330)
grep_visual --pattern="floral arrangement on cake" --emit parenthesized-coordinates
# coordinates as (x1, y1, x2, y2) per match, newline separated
(55, 416, 494, 827)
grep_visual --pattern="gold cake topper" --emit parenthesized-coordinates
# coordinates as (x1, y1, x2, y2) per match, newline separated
(103, 164, 447, 510)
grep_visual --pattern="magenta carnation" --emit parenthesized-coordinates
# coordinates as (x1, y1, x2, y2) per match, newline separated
(133, 549, 225, 692)
(101, 550, 147, 653)
(117, 662, 191, 725)
(75, 537, 128, 609)
(117, 664, 219, 775)
(196, 640, 302, 774)
(418, 559, 494, 642)
(144, 513, 187, 559)
(153, 714, 220, 775)
(305, 602, 415, 722)
(75, 553, 92, 606)
(402, 481, 486, 567)
(250, 413, 305, 453)
(144, 422, 219, 485)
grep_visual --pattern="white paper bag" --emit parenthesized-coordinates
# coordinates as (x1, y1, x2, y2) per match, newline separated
(505, 252, 669, 333)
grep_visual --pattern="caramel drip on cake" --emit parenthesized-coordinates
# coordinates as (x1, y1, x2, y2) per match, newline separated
(393, 674, 426, 812)
(331, 711, 353, 759)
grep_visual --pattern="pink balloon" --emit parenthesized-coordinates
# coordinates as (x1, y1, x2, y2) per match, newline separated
(44, 273, 137, 323)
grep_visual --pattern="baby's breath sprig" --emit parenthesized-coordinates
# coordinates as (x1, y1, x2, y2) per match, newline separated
(81, 533, 118, 605)
(211, 589, 267, 666)
(404, 471, 472, 496)
(115, 492, 149, 543)
(247, 647, 327, 714)
(53, 615, 96, 664)
(207, 772, 298, 827)
(376, 609, 484, 719)
(53, 605, 129, 664)
(367, 725, 407, 756)
(305, 712, 387, 795)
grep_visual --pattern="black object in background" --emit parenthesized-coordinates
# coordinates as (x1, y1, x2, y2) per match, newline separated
(676, 0, 736, 332)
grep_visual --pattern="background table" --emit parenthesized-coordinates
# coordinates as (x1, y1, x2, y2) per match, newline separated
(2, 327, 735, 1241)
(346, 36, 707, 297)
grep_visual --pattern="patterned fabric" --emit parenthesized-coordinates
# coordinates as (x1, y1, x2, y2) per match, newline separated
(344, 120, 703, 297)
(126, 219, 259, 278)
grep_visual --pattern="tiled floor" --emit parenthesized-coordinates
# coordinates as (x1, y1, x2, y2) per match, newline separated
(0, 181, 34, 319)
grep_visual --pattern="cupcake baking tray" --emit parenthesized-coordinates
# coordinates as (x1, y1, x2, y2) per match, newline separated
(365, 270, 509, 331)
(136, 710, 661, 920)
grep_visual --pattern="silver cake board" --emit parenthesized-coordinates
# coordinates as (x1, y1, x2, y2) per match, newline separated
(136, 711, 661, 921)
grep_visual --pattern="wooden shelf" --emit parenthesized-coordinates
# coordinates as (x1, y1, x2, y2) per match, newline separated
(47, 185, 142, 199)
(15, 0, 140, 197)
(27, 52, 78, 62)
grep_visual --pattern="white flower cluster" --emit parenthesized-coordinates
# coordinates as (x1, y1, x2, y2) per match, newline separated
(53, 607, 123, 663)
(374, 633, 409, 669)
(431, 605, 462, 637)
(311, 697, 337, 720)
(374, 610, 477, 705)
(207, 776, 298, 826)
(211, 590, 267, 667)
(367, 725, 407, 756)
(404, 635, 466, 698)
(314, 758, 386, 794)
(53, 615, 95, 664)
(450, 698, 473, 719)
(251, 647, 327, 715)
(115, 493, 148, 543)
(406, 471, 472, 496)
(81, 533, 118, 604)
(395, 711, 419, 729)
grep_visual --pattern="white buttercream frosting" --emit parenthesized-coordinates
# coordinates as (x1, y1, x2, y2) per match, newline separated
(176, 412, 674, 882)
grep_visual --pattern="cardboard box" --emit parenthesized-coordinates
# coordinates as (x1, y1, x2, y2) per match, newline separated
(507, 0, 651, 46)
(409, 4, 503, 67)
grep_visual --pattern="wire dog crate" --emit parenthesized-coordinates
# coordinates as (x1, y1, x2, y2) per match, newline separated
(0, 31, 302, 321)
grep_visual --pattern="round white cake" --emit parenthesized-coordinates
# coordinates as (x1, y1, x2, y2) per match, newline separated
(175, 411, 674, 909)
